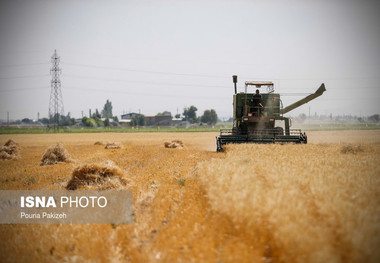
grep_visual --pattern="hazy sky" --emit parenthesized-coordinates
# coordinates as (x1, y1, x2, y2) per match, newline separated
(0, 0, 379, 120)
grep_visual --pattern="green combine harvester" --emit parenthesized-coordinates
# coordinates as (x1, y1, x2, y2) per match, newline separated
(216, 75, 326, 152)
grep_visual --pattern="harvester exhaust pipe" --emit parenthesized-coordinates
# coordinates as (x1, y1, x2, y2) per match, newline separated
(233, 75, 238, 94)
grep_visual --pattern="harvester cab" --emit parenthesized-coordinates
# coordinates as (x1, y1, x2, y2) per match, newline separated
(216, 75, 326, 152)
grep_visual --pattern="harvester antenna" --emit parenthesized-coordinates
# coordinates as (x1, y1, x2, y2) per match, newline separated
(48, 49, 64, 130)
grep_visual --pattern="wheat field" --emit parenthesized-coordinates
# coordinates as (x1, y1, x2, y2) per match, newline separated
(0, 130, 379, 262)
(198, 143, 380, 263)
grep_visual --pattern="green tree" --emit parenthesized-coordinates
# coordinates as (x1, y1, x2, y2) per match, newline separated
(157, 111, 171, 116)
(82, 116, 88, 126)
(101, 99, 113, 118)
(104, 118, 110, 127)
(21, 118, 33, 124)
(85, 118, 97, 127)
(112, 116, 119, 123)
(40, 118, 49, 124)
(59, 113, 75, 126)
(93, 116, 104, 127)
(130, 115, 145, 127)
(368, 114, 380, 123)
(92, 109, 101, 119)
(201, 109, 218, 125)
(183, 106, 198, 123)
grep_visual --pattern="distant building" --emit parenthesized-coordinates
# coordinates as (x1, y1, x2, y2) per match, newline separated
(155, 115, 172, 126)
(119, 119, 131, 125)
(121, 112, 143, 120)
(144, 112, 172, 126)
(171, 117, 183, 125)
(144, 115, 156, 126)
(119, 112, 143, 126)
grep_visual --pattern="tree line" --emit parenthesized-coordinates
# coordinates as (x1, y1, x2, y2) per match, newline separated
(182, 106, 218, 125)
(12, 100, 220, 127)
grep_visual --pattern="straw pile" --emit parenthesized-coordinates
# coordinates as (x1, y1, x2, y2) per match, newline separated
(164, 140, 184, 149)
(105, 142, 122, 149)
(40, 143, 72, 166)
(341, 144, 364, 154)
(66, 161, 128, 190)
(0, 139, 20, 160)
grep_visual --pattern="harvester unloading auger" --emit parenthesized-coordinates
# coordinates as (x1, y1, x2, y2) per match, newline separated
(216, 75, 326, 152)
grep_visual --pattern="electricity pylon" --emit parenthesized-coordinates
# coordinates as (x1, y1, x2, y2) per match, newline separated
(48, 49, 64, 130)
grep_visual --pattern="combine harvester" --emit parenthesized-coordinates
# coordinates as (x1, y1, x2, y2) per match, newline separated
(216, 75, 326, 152)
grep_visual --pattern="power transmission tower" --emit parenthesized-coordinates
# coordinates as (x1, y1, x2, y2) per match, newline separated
(48, 49, 64, 130)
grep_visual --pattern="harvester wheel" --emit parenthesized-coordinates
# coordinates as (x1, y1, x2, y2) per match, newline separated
(216, 137, 223, 152)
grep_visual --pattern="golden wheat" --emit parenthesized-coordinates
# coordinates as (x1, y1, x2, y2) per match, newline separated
(198, 143, 380, 263)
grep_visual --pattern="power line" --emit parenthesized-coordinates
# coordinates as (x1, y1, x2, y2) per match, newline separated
(61, 62, 229, 79)
(270, 76, 380, 81)
(64, 86, 379, 101)
(0, 84, 311, 97)
(0, 74, 50, 80)
(62, 62, 380, 81)
(0, 87, 49, 92)
(57, 48, 380, 69)
(64, 74, 231, 89)
(63, 74, 380, 92)
(0, 62, 50, 68)
(64, 86, 229, 100)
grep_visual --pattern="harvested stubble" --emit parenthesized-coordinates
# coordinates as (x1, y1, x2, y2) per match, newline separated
(0, 139, 20, 160)
(40, 143, 72, 166)
(105, 142, 122, 149)
(66, 161, 128, 190)
(164, 140, 184, 149)
(198, 143, 380, 263)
